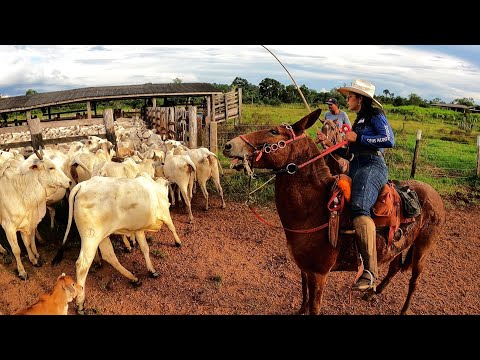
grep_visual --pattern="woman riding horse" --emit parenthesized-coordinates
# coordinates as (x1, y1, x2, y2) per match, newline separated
(223, 106, 445, 315)
(336, 79, 395, 292)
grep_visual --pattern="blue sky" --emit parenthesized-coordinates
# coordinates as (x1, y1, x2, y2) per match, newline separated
(0, 45, 479, 104)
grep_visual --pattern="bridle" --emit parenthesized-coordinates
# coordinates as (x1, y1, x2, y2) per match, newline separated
(240, 123, 348, 175)
(239, 123, 348, 234)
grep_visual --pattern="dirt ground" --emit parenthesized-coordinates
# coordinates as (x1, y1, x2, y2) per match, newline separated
(0, 193, 478, 316)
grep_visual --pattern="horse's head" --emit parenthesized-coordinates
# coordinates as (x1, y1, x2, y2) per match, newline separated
(319, 119, 345, 146)
(223, 109, 321, 172)
(317, 120, 350, 175)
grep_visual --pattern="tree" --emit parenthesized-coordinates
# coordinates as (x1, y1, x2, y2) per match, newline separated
(259, 78, 285, 102)
(383, 89, 390, 98)
(26, 89, 37, 96)
(393, 96, 405, 107)
(454, 97, 475, 107)
(282, 85, 300, 103)
(408, 93, 423, 106)
(172, 78, 182, 84)
(231, 77, 250, 89)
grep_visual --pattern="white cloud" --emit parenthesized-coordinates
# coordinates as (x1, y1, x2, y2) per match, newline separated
(0, 45, 479, 103)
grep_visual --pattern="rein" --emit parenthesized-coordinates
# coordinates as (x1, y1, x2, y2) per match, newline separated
(248, 205, 329, 233)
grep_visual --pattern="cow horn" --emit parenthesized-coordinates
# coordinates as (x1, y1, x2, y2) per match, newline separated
(34, 148, 43, 160)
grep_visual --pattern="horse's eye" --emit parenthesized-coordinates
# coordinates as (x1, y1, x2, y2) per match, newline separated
(270, 129, 279, 135)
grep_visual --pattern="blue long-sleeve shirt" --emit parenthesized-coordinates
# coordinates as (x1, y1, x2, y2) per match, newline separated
(349, 112, 394, 155)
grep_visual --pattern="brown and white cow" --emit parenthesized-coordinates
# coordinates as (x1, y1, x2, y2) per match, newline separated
(15, 273, 82, 315)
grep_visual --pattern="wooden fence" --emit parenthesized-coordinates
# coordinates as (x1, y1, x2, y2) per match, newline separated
(0, 87, 243, 153)
(146, 106, 203, 149)
(0, 110, 116, 151)
(212, 88, 242, 125)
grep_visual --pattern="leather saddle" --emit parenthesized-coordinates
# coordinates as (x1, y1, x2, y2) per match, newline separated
(328, 176, 415, 248)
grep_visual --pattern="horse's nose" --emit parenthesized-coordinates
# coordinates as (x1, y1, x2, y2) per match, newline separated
(223, 142, 232, 155)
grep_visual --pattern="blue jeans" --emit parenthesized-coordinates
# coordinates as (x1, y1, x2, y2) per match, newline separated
(348, 155, 388, 218)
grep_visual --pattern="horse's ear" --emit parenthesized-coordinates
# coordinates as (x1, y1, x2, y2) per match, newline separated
(292, 108, 322, 133)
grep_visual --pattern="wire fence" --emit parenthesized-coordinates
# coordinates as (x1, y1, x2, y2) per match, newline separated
(218, 124, 479, 180)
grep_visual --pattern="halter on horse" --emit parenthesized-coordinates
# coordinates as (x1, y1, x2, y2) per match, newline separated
(223, 109, 446, 315)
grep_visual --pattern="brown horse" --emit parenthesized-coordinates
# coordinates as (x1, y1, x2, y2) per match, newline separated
(223, 108, 445, 315)
(318, 119, 349, 175)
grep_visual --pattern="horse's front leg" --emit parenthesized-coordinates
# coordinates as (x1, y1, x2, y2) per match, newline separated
(308, 272, 328, 315)
(297, 271, 308, 314)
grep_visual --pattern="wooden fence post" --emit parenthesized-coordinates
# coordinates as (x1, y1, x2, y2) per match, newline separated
(27, 113, 44, 151)
(224, 93, 229, 125)
(188, 106, 197, 149)
(237, 87, 242, 125)
(210, 121, 218, 154)
(410, 129, 422, 179)
(103, 109, 118, 154)
(476, 135, 480, 178)
(86, 101, 92, 119)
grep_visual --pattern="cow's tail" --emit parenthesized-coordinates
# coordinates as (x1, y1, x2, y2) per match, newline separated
(207, 153, 223, 176)
(51, 182, 82, 266)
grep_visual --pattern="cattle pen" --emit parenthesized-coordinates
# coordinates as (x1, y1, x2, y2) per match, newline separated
(0, 83, 242, 153)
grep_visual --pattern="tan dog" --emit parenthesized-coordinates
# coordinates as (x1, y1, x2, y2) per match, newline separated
(15, 273, 82, 315)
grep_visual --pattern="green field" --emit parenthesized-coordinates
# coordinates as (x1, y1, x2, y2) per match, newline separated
(217, 103, 480, 207)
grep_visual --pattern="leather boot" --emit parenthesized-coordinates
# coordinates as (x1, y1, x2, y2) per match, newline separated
(352, 215, 378, 292)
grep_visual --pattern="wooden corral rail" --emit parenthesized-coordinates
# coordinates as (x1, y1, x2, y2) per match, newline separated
(146, 106, 199, 149)
(0, 110, 116, 152)
(213, 88, 242, 125)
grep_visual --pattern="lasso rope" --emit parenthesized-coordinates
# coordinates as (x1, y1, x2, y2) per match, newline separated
(261, 45, 320, 133)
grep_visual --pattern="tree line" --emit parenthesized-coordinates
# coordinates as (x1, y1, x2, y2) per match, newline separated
(210, 77, 477, 108)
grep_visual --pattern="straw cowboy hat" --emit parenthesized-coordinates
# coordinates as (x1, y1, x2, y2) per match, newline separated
(337, 79, 383, 108)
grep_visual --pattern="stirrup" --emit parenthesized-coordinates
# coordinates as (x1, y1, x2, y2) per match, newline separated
(352, 270, 376, 292)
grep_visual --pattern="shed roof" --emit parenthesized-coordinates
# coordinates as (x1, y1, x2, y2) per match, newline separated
(0, 83, 222, 114)
(431, 103, 470, 110)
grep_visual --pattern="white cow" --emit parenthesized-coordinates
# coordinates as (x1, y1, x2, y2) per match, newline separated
(174, 147, 226, 210)
(0, 157, 71, 279)
(52, 174, 181, 313)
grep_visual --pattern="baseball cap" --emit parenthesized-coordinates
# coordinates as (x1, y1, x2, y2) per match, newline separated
(326, 98, 338, 105)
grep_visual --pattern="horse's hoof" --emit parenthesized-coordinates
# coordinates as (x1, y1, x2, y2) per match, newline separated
(149, 271, 160, 278)
(124, 247, 132, 253)
(361, 288, 377, 302)
(175, 242, 182, 248)
(77, 309, 85, 315)
(130, 279, 142, 287)
(33, 261, 42, 268)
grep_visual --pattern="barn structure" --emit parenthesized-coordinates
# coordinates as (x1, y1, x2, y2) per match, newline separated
(431, 103, 473, 113)
(0, 83, 243, 152)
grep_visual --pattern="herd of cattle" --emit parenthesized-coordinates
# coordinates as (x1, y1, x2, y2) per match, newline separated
(0, 117, 226, 314)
